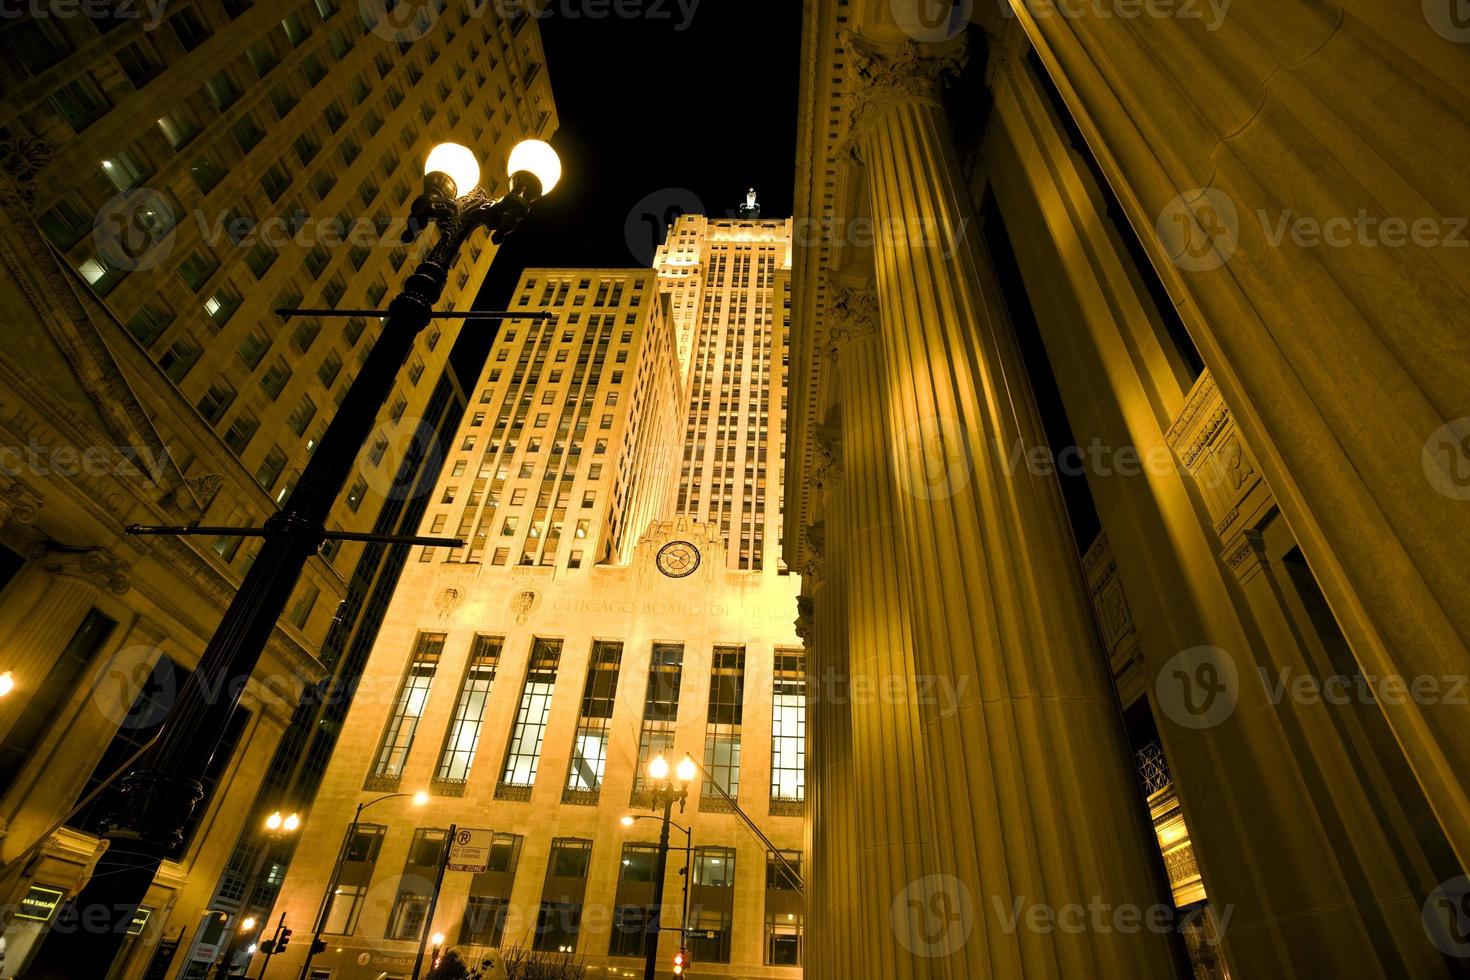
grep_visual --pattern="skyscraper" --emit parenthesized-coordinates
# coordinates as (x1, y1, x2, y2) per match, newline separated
(0, 3, 554, 975)
(269, 220, 806, 978)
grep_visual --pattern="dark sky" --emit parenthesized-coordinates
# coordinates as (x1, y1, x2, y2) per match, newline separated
(452, 1, 804, 384)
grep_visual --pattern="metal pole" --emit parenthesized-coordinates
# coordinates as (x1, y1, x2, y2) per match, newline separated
(642, 796, 674, 980)
(24, 166, 544, 979)
(299, 802, 364, 980)
(256, 913, 286, 979)
(411, 822, 456, 980)
(211, 838, 275, 979)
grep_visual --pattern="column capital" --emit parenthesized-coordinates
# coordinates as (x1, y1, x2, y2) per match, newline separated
(812, 417, 844, 493)
(35, 543, 132, 595)
(824, 280, 880, 361)
(841, 33, 967, 158)
(794, 521, 827, 589)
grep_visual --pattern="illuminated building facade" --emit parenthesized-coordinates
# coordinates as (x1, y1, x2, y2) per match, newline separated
(270, 254, 806, 980)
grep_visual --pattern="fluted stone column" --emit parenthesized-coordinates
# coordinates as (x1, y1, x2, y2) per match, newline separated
(844, 34, 1179, 978)
(825, 281, 944, 979)
(1012, 0, 1470, 865)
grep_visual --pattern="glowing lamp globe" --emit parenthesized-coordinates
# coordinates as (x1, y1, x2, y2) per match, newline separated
(507, 139, 561, 194)
(648, 755, 670, 781)
(424, 143, 481, 198)
(675, 757, 697, 783)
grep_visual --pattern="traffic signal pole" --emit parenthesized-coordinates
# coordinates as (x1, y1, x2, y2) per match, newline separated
(256, 913, 288, 978)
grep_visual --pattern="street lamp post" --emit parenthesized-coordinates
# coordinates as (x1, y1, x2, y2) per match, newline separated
(641, 754, 697, 980)
(211, 810, 301, 979)
(25, 138, 561, 980)
(622, 813, 693, 954)
(299, 790, 428, 979)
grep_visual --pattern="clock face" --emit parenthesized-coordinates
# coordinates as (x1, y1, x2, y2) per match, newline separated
(656, 540, 701, 578)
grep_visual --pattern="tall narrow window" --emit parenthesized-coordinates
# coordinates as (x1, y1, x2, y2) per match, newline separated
(769, 648, 806, 814)
(0, 609, 115, 795)
(689, 847, 736, 963)
(534, 838, 592, 952)
(564, 641, 622, 804)
(387, 828, 449, 940)
(701, 646, 745, 811)
(372, 633, 444, 780)
(765, 850, 803, 965)
(497, 639, 562, 799)
(460, 833, 522, 947)
(609, 843, 659, 957)
(434, 635, 502, 787)
(323, 824, 385, 934)
(632, 644, 683, 803)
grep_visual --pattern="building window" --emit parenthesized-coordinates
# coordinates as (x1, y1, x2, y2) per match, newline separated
(323, 824, 385, 934)
(387, 828, 449, 940)
(765, 851, 803, 964)
(633, 644, 682, 798)
(435, 635, 502, 783)
(499, 639, 561, 791)
(609, 843, 659, 957)
(372, 633, 444, 778)
(460, 833, 522, 946)
(0, 610, 116, 795)
(689, 848, 735, 963)
(770, 649, 805, 806)
(563, 641, 622, 802)
(535, 838, 592, 952)
(701, 647, 745, 807)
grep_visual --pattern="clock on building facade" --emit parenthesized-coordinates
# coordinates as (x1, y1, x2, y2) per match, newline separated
(655, 540, 701, 578)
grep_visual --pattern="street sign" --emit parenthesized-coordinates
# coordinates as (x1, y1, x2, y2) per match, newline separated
(446, 827, 493, 872)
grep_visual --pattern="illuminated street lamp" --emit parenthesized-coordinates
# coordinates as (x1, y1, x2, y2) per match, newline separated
(641, 754, 696, 980)
(210, 809, 302, 978)
(25, 136, 560, 979)
(0, 671, 14, 697)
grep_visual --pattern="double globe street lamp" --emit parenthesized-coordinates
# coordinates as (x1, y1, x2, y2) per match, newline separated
(638, 754, 697, 980)
(27, 138, 561, 979)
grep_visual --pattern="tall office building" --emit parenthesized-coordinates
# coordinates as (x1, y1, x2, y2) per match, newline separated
(269, 244, 806, 980)
(0, 3, 554, 976)
(656, 211, 794, 571)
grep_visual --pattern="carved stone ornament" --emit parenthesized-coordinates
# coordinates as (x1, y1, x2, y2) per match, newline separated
(824, 281, 880, 361)
(434, 587, 463, 618)
(841, 34, 967, 159)
(812, 418, 844, 492)
(36, 543, 132, 595)
(0, 135, 52, 202)
(794, 594, 816, 646)
(510, 589, 540, 625)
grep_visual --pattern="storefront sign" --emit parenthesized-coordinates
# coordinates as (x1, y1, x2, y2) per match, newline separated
(14, 885, 64, 922)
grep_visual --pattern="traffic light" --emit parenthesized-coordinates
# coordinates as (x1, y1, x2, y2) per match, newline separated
(259, 940, 275, 954)
(275, 928, 292, 953)
(311, 938, 328, 954)
(672, 948, 689, 975)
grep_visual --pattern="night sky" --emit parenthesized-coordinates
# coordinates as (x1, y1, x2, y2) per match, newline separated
(452, 1, 804, 383)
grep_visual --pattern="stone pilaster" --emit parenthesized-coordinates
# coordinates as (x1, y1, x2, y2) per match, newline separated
(845, 34, 1178, 978)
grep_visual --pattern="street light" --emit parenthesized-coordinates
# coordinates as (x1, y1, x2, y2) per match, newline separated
(211, 810, 302, 978)
(622, 812, 694, 959)
(300, 790, 428, 979)
(641, 754, 696, 980)
(0, 671, 14, 697)
(24, 135, 559, 979)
